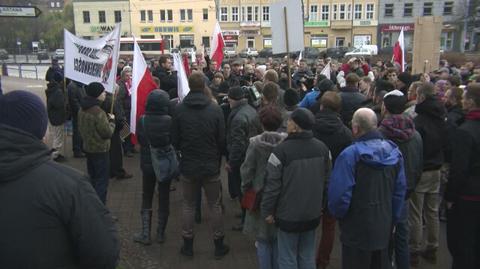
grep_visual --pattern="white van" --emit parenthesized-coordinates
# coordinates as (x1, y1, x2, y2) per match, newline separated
(345, 45, 378, 56)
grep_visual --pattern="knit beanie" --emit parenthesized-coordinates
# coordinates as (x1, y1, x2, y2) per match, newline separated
(0, 90, 48, 139)
(290, 107, 315, 130)
(398, 72, 412, 86)
(86, 82, 105, 98)
(283, 88, 300, 107)
(383, 90, 406, 114)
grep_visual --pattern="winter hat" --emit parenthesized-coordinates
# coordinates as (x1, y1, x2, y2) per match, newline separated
(398, 72, 412, 86)
(85, 82, 105, 98)
(290, 107, 315, 130)
(317, 79, 335, 92)
(283, 88, 300, 107)
(228, 86, 245, 101)
(383, 90, 406, 114)
(0, 90, 48, 139)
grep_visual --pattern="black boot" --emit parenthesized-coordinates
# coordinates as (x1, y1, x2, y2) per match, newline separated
(180, 237, 194, 257)
(214, 236, 230, 259)
(133, 209, 152, 245)
(156, 214, 168, 243)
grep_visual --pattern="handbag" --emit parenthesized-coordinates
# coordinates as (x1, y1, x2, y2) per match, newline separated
(119, 120, 130, 140)
(241, 188, 263, 212)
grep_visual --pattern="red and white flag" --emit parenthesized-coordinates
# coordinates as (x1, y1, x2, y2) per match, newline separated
(173, 53, 190, 102)
(320, 62, 331, 80)
(209, 21, 225, 70)
(130, 37, 157, 135)
(393, 27, 405, 72)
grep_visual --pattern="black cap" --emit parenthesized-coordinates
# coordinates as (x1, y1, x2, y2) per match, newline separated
(283, 88, 299, 107)
(228, 86, 245, 101)
(290, 108, 315, 130)
(86, 82, 105, 98)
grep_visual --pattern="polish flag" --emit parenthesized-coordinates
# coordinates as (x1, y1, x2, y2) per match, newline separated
(320, 62, 331, 80)
(209, 21, 225, 70)
(183, 53, 191, 76)
(130, 37, 157, 135)
(172, 53, 190, 102)
(393, 27, 405, 72)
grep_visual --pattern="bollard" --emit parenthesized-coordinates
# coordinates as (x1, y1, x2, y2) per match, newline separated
(1, 63, 7, 76)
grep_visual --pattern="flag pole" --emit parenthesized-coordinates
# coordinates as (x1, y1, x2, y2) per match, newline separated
(110, 84, 116, 114)
(284, 7, 291, 89)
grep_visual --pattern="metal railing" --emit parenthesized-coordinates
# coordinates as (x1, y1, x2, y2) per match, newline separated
(2, 63, 43, 80)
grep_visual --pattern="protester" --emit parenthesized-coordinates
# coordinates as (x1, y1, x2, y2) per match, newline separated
(45, 58, 63, 83)
(67, 80, 86, 158)
(172, 72, 229, 259)
(153, 55, 178, 98)
(45, 71, 67, 162)
(445, 83, 480, 269)
(410, 82, 447, 266)
(240, 106, 287, 269)
(299, 77, 334, 109)
(292, 59, 313, 88)
(378, 90, 423, 269)
(328, 108, 406, 269)
(117, 69, 135, 157)
(78, 82, 116, 204)
(339, 73, 367, 128)
(0, 90, 119, 268)
(261, 108, 331, 269)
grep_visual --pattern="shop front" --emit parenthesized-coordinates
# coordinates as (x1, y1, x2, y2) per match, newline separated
(378, 24, 414, 49)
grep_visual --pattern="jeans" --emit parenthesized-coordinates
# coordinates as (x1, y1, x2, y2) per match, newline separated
(257, 239, 278, 269)
(409, 170, 441, 252)
(447, 199, 480, 269)
(316, 209, 336, 268)
(181, 174, 224, 239)
(141, 170, 171, 214)
(71, 114, 83, 154)
(394, 200, 409, 269)
(86, 152, 110, 204)
(277, 229, 316, 269)
(342, 245, 391, 269)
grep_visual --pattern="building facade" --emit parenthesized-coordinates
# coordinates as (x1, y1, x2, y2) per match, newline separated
(73, 0, 131, 39)
(129, 0, 217, 50)
(219, 0, 379, 51)
(377, 0, 464, 51)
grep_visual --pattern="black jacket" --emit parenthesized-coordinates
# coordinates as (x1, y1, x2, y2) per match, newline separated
(45, 81, 67, 126)
(444, 105, 465, 163)
(137, 90, 172, 174)
(0, 124, 119, 269)
(226, 100, 263, 168)
(153, 67, 177, 98)
(339, 86, 367, 128)
(414, 97, 447, 171)
(261, 131, 331, 233)
(172, 91, 225, 178)
(446, 110, 480, 202)
(312, 109, 353, 163)
(67, 81, 86, 117)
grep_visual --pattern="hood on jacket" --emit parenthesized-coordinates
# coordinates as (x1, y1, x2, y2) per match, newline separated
(354, 130, 402, 168)
(415, 96, 446, 121)
(314, 109, 345, 135)
(80, 96, 101, 110)
(249, 131, 287, 150)
(378, 114, 415, 143)
(182, 91, 211, 109)
(0, 124, 51, 182)
(146, 90, 170, 115)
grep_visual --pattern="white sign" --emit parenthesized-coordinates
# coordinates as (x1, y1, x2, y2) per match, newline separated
(271, 0, 304, 54)
(0, 6, 40, 17)
(64, 24, 121, 93)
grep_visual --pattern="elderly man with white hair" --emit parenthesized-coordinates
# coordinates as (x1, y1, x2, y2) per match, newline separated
(328, 108, 407, 269)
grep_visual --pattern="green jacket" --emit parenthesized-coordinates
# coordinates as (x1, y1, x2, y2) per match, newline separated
(78, 97, 115, 153)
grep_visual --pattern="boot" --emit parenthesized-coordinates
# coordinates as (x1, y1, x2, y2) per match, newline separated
(156, 214, 168, 243)
(180, 237, 194, 257)
(214, 236, 230, 259)
(421, 248, 437, 264)
(133, 209, 152, 245)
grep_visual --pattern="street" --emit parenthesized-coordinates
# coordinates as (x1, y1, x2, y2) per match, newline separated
(2, 76, 454, 269)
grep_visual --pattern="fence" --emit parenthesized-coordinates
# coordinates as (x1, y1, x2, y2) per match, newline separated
(2, 63, 49, 80)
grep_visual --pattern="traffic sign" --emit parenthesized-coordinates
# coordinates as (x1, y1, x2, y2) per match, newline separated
(0, 6, 42, 18)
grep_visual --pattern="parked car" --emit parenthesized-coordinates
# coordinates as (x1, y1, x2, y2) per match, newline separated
(37, 49, 49, 60)
(303, 47, 320, 59)
(320, 47, 352, 59)
(344, 45, 378, 57)
(258, 48, 272, 58)
(53, 49, 64, 60)
(0, 49, 8, 60)
(239, 48, 258, 58)
(224, 46, 237, 57)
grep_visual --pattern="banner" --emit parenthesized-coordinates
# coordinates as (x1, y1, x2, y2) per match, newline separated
(64, 24, 121, 92)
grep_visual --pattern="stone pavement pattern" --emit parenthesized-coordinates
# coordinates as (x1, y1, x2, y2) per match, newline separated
(3, 76, 452, 269)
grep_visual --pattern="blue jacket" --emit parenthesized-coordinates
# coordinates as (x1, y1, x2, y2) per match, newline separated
(299, 88, 319, 109)
(328, 131, 406, 223)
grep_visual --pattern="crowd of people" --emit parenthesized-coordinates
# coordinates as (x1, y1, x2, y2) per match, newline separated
(0, 51, 479, 269)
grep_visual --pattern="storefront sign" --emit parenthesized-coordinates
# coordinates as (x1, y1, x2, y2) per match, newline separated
(90, 25, 117, 34)
(241, 30, 260, 35)
(223, 30, 239, 36)
(304, 21, 329, 27)
(224, 35, 238, 43)
(380, 24, 414, 32)
(353, 20, 378, 27)
(141, 26, 193, 33)
(240, 22, 260, 28)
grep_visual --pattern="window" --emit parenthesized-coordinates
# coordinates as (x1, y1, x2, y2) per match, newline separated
(160, 10, 165, 21)
(232, 7, 239, 21)
(187, 9, 192, 21)
(423, 2, 433, 16)
(167, 10, 173, 21)
(339, 4, 346, 20)
(321, 5, 329, 20)
(333, 5, 338, 20)
(180, 35, 194, 48)
(262, 6, 269, 21)
(264, 36, 272, 48)
(385, 3, 394, 17)
(310, 5, 318, 21)
(404, 3, 413, 17)
(366, 4, 374, 19)
(336, 37, 345, 47)
(220, 7, 228, 22)
(56, 2, 60, 8)
(50, 2, 54, 8)
(247, 6, 253, 21)
(203, 8, 208, 20)
(114, 10, 121, 22)
(311, 35, 328, 48)
(354, 4, 362, 19)
(180, 9, 186, 21)
(162, 35, 173, 49)
(148, 10, 153, 22)
(254, 6, 259, 21)
(202, 36, 210, 47)
(247, 37, 255, 48)
(140, 10, 146, 22)
(83, 11, 90, 23)
(441, 31, 454, 50)
(444, 2, 453, 15)
(98, 11, 106, 23)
